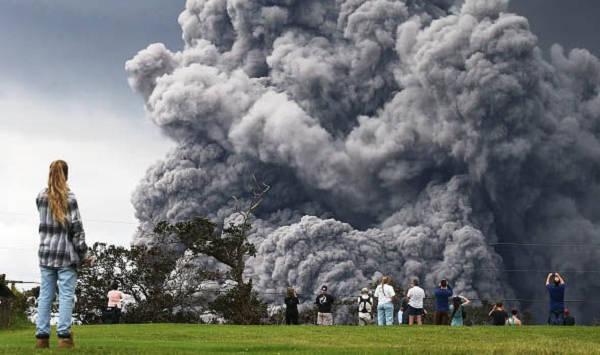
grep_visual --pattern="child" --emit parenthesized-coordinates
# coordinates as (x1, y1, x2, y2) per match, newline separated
(506, 308, 522, 326)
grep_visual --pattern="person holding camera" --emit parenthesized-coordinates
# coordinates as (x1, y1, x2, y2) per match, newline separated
(488, 301, 508, 326)
(434, 279, 453, 325)
(546, 272, 566, 325)
(284, 287, 300, 325)
(315, 285, 335, 325)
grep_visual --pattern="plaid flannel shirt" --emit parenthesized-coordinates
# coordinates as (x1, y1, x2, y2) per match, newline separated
(37, 188, 88, 268)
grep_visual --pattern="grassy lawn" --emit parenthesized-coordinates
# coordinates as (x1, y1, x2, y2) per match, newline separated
(1, 324, 599, 354)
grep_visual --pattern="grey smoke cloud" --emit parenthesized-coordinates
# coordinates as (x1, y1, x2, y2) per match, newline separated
(127, 0, 600, 323)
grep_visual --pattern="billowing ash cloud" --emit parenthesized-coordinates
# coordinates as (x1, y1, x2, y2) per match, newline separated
(126, 0, 600, 323)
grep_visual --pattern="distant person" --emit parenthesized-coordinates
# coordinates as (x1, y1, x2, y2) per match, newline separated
(107, 282, 123, 309)
(357, 288, 373, 326)
(373, 276, 396, 325)
(407, 279, 425, 325)
(546, 272, 566, 325)
(506, 308, 522, 326)
(434, 279, 453, 325)
(35, 160, 92, 349)
(563, 309, 575, 326)
(284, 287, 299, 325)
(399, 293, 409, 324)
(315, 285, 335, 325)
(374, 276, 396, 326)
(393, 292, 402, 325)
(449, 295, 470, 326)
(488, 301, 508, 326)
(105, 282, 123, 324)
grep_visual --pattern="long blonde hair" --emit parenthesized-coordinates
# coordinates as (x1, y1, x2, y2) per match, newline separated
(286, 287, 295, 297)
(47, 160, 69, 225)
(381, 276, 390, 286)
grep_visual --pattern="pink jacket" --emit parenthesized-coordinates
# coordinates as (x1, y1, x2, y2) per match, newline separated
(107, 290, 123, 308)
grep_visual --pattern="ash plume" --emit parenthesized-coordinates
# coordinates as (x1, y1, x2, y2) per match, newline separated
(127, 0, 600, 323)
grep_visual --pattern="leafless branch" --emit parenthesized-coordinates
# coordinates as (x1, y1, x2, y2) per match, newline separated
(231, 175, 270, 221)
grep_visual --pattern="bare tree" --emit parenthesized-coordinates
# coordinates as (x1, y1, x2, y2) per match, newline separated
(153, 176, 270, 324)
(155, 176, 270, 285)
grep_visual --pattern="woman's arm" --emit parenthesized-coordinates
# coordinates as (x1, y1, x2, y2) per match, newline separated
(460, 295, 470, 306)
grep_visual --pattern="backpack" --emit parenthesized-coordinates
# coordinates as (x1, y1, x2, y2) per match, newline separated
(359, 296, 372, 313)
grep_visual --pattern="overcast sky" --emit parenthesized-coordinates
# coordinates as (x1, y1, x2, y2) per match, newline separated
(1, 0, 599, 286)
(0, 0, 185, 284)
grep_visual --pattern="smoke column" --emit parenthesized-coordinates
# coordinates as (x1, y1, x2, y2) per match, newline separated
(126, 0, 600, 323)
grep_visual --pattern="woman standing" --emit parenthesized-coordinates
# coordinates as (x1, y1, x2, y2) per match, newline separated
(449, 296, 470, 326)
(374, 276, 396, 325)
(284, 287, 300, 325)
(106, 281, 124, 324)
(35, 160, 91, 349)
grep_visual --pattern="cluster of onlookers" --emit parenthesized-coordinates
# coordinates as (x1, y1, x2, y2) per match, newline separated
(284, 272, 576, 326)
(371, 276, 470, 326)
(284, 285, 336, 325)
(32, 159, 579, 350)
(488, 301, 520, 326)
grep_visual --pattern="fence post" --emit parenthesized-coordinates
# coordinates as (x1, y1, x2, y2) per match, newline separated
(0, 274, 15, 327)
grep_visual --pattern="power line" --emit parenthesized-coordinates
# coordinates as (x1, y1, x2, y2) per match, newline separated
(488, 242, 600, 249)
(463, 268, 600, 274)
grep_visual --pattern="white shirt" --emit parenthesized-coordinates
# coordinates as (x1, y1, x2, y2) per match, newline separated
(407, 286, 425, 308)
(374, 284, 395, 305)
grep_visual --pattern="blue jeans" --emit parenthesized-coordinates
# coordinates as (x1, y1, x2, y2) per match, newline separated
(549, 309, 564, 325)
(377, 302, 394, 325)
(36, 266, 77, 338)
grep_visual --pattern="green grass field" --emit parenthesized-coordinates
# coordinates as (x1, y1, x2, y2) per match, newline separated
(1, 324, 599, 354)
